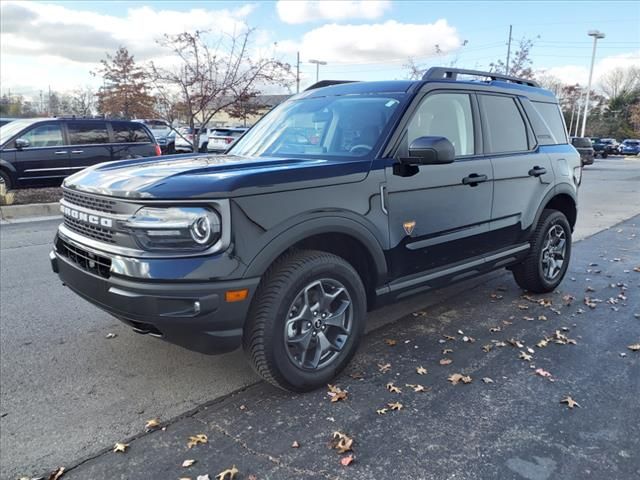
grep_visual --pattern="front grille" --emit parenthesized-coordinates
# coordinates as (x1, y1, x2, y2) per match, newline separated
(57, 238, 112, 278)
(63, 216, 115, 243)
(63, 190, 116, 213)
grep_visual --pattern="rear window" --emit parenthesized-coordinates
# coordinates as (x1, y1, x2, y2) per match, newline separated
(533, 102, 567, 144)
(572, 137, 592, 148)
(112, 123, 152, 143)
(211, 129, 244, 137)
(67, 121, 109, 145)
(624, 140, 639, 146)
(479, 95, 529, 153)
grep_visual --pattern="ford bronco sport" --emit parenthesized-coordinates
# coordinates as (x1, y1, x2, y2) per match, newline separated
(50, 68, 581, 392)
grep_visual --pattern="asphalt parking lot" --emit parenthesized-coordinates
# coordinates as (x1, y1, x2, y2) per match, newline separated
(1, 156, 639, 479)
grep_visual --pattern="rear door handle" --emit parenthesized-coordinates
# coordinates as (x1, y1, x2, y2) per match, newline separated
(528, 166, 547, 177)
(54, 151, 68, 155)
(462, 173, 488, 186)
(71, 150, 84, 154)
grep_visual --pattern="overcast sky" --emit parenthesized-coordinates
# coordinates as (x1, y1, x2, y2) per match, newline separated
(1, 0, 639, 99)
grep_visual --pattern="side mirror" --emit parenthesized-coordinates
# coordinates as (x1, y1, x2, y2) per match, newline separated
(15, 138, 30, 150)
(402, 136, 455, 165)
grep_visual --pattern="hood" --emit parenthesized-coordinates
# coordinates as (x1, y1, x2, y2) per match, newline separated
(63, 154, 371, 199)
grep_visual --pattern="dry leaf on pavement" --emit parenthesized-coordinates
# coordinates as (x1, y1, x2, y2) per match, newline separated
(448, 373, 472, 385)
(560, 396, 581, 409)
(376, 407, 388, 415)
(113, 442, 128, 453)
(439, 358, 453, 365)
(340, 454, 355, 466)
(416, 366, 428, 375)
(384, 338, 397, 346)
(378, 363, 391, 373)
(145, 419, 160, 431)
(442, 348, 453, 354)
(105, 333, 117, 339)
(482, 377, 494, 384)
(331, 431, 354, 453)
(628, 344, 640, 351)
(198, 475, 211, 480)
(216, 466, 238, 480)
(406, 384, 427, 392)
(291, 440, 300, 448)
(388, 402, 403, 411)
(519, 351, 533, 361)
(386, 382, 402, 394)
(327, 384, 348, 402)
(48, 467, 65, 480)
(535, 368, 552, 378)
(182, 459, 196, 468)
(187, 434, 208, 449)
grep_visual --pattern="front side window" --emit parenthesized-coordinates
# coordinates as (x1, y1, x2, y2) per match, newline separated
(480, 95, 529, 153)
(67, 121, 109, 145)
(21, 124, 64, 148)
(406, 93, 475, 156)
(229, 95, 402, 158)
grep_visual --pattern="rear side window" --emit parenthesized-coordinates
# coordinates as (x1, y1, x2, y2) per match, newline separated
(112, 123, 152, 143)
(67, 121, 109, 145)
(479, 95, 529, 153)
(21, 123, 64, 148)
(533, 102, 567, 144)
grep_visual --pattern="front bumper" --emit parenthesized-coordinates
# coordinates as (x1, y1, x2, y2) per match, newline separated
(50, 236, 260, 354)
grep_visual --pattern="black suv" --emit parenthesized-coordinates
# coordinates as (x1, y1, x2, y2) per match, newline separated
(0, 118, 160, 190)
(50, 68, 580, 392)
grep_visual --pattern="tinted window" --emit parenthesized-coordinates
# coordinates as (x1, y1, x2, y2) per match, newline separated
(112, 123, 151, 143)
(480, 95, 529, 153)
(407, 93, 474, 156)
(21, 123, 64, 148)
(572, 137, 592, 148)
(533, 101, 567, 144)
(68, 121, 109, 145)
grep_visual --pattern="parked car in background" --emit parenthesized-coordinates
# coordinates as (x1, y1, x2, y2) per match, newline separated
(571, 136, 594, 166)
(0, 118, 17, 127)
(619, 139, 640, 155)
(175, 126, 210, 153)
(207, 127, 249, 153)
(591, 137, 617, 158)
(0, 117, 160, 190)
(135, 119, 175, 154)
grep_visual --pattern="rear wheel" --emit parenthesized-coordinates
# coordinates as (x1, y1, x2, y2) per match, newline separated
(512, 209, 571, 293)
(243, 250, 366, 392)
(0, 170, 12, 192)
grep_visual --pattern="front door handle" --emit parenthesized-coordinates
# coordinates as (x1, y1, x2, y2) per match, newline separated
(462, 173, 488, 186)
(528, 166, 547, 177)
(71, 150, 84, 154)
(54, 151, 68, 155)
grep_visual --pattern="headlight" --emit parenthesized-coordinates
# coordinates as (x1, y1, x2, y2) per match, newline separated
(124, 207, 221, 251)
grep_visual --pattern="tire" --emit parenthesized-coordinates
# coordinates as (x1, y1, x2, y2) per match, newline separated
(512, 209, 572, 293)
(602, 152, 608, 159)
(243, 250, 367, 392)
(0, 170, 12, 191)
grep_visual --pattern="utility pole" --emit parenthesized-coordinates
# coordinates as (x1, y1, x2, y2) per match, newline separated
(309, 59, 327, 83)
(48, 85, 52, 116)
(296, 51, 300, 94)
(568, 98, 577, 135)
(574, 92, 583, 137)
(505, 25, 513, 75)
(580, 30, 605, 137)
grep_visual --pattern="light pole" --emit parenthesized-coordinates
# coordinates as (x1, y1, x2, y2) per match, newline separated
(580, 30, 605, 138)
(308, 59, 327, 83)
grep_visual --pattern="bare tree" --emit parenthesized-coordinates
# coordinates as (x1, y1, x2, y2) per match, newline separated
(490, 38, 535, 79)
(599, 67, 640, 99)
(149, 29, 292, 151)
(69, 87, 96, 116)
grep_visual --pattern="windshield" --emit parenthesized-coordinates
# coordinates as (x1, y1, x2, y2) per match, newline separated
(572, 137, 592, 148)
(229, 94, 403, 158)
(0, 118, 40, 145)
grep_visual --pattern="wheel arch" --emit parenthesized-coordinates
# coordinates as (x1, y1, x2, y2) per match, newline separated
(535, 186, 578, 231)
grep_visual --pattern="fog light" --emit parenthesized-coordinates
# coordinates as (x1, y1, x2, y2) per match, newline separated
(225, 289, 249, 302)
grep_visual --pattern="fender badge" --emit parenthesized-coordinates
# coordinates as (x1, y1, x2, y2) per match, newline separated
(403, 221, 416, 236)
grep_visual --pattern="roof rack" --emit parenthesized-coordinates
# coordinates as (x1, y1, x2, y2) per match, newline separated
(304, 80, 357, 91)
(422, 67, 540, 88)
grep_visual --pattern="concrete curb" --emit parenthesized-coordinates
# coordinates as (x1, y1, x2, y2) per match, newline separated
(0, 202, 60, 222)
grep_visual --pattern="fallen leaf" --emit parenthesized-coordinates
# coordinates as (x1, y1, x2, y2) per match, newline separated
(187, 434, 208, 449)
(416, 366, 428, 375)
(518, 304, 529, 310)
(628, 344, 640, 351)
(482, 377, 494, 384)
(182, 459, 196, 468)
(560, 396, 581, 409)
(489, 326, 502, 333)
(327, 384, 348, 403)
(462, 336, 476, 343)
(349, 371, 365, 380)
(537, 339, 549, 348)
(405, 384, 427, 392)
(508, 338, 524, 348)
(538, 315, 548, 321)
(198, 475, 211, 480)
(495, 341, 507, 347)
(291, 440, 300, 448)
(448, 373, 472, 385)
(388, 402, 403, 411)
(412, 310, 428, 317)
(386, 382, 402, 394)
(145, 418, 160, 431)
(439, 358, 453, 366)
(523, 316, 535, 321)
(384, 338, 397, 346)
(340, 454, 355, 466)
(442, 348, 453, 354)
(376, 407, 388, 415)
(331, 432, 353, 454)
(519, 351, 533, 361)
(482, 344, 493, 353)
(105, 333, 117, 339)
(535, 368, 552, 378)
(633, 266, 640, 272)
(215, 466, 238, 480)
(562, 294, 575, 306)
(113, 442, 128, 453)
(378, 363, 391, 373)
(48, 467, 65, 480)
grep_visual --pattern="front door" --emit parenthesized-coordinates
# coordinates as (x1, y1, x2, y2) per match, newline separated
(384, 91, 494, 280)
(13, 122, 69, 185)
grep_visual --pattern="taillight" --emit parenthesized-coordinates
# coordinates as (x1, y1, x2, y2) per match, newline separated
(225, 137, 234, 144)
(154, 145, 162, 156)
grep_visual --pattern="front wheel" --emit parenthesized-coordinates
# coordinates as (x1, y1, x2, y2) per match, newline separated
(512, 209, 572, 293)
(243, 250, 367, 392)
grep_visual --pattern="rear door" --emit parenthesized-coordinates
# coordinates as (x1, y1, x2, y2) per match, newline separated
(111, 122, 156, 159)
(66, 120, 113, 171)
(12, 122, 69, 185)
(480, 94, 554, 250)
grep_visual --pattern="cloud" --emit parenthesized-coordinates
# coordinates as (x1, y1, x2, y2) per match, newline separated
(276, 0, 390, 24)
(280, 19, 462, 64)
(543, 51, 640, 88)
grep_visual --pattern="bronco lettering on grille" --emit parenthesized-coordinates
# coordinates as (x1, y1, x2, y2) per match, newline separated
(61, 205, 113, 228)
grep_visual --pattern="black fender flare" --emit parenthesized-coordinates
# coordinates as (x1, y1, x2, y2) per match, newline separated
(243, 215, 389, 282)
(532, 183, 578, 230)
(0, 158, 17, 174)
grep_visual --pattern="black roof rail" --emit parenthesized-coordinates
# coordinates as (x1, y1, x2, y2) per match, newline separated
(422, 67, 540, 88)
(304, 80, 357, 91)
